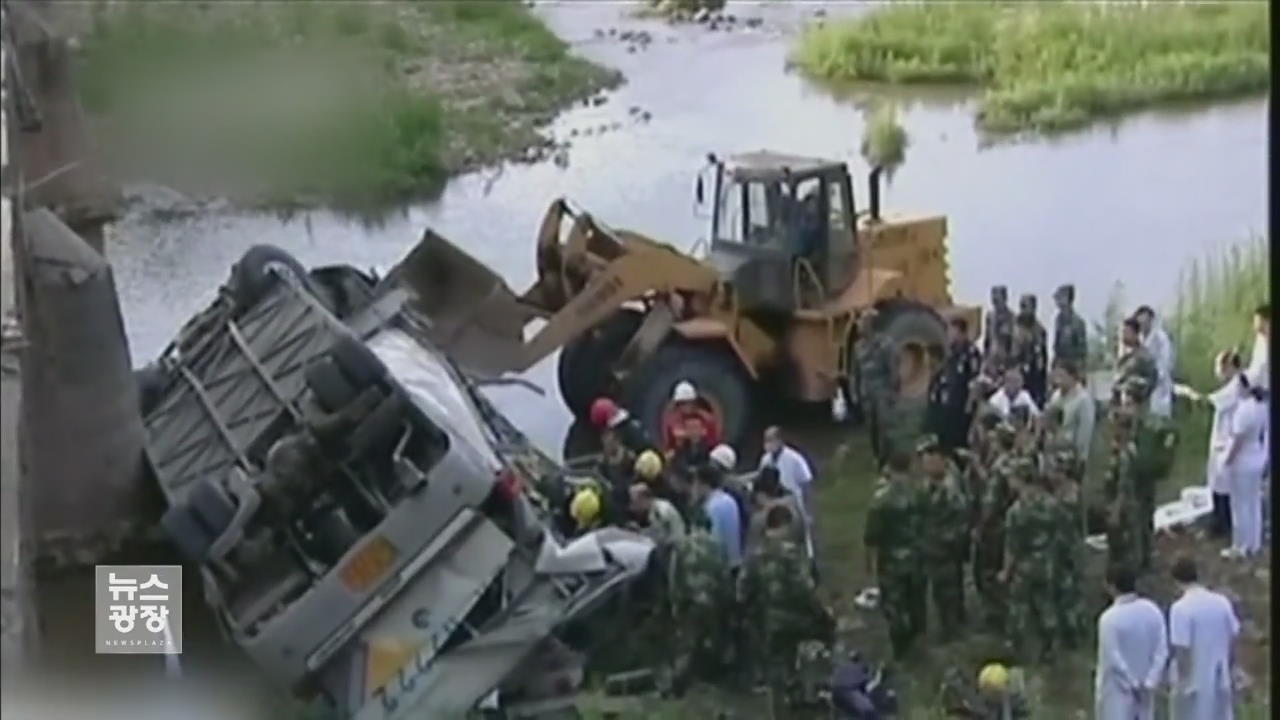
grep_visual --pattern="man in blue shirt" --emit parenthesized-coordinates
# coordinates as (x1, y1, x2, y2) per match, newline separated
(691, 466, 743, 572)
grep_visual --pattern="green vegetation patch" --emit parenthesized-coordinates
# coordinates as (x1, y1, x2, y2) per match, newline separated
(791, 1, 1270, 134)
(77, 0, 619, 209)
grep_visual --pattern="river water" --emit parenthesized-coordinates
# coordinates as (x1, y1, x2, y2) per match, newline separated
(106, 1, 1267, 458)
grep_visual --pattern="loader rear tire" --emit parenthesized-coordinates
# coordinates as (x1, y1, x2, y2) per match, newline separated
(872, 301, 947, 456)
(558, 311, 644, 418)
(229, 244, 310, 311)
(624, 342, 753, 452)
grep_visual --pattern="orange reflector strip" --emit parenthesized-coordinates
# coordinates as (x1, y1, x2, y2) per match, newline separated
(340, 535, 398, 593)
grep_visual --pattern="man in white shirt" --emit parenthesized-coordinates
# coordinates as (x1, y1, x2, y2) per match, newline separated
(1167, 556, 1240, 720)
(758, 426, 814, 522)
(1095, 565, 1168, 720)
(1134, 306, 1175, 418)
(987, 366, 1041, 420)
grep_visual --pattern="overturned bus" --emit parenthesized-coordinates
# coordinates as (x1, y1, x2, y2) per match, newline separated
(136, 240, 658, 719)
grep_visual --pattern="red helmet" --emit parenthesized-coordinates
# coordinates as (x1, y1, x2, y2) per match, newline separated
(589, 397, 619, 429)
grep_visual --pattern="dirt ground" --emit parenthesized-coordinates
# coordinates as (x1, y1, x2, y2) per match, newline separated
(578, 405, 1272, 719)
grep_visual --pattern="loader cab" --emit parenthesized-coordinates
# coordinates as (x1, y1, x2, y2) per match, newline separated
(703, 152, 857, 313)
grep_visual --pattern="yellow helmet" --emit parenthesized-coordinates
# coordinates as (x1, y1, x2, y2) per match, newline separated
(569, 488, 601, 528)
(978, 663, 1010, 694)
(634, 450, 664, 481)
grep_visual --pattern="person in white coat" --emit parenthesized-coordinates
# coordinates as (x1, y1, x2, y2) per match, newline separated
(1244, 303, 1269, 391)
(1134, 306, 1175, 418)
(1167, 556, 1240, 720)
(1192, 349, 1246, 539)
(1094, 565, 1168, 720)
(1221, 378, 1268, 559)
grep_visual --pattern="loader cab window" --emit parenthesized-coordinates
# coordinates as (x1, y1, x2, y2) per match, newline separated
(716, 177, 786, 249)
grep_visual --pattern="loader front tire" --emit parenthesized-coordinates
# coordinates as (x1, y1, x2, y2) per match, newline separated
(558, 311, 644, 418)
(624, 342, 753, 452)
(872, 301, 947, 458)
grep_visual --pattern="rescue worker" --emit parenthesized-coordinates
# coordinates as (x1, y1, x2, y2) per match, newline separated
(856, 309, 897, 464)
(708, 444, 754, 552)
(917, 435, 969, 641)
(759, 426, 815, 528)
(627, 482, 686, 546)
(1133, 306, 1175, 418)
(927, 317, 983, 454)
(973, 422, 1018, 633)
(1014, 295, 1049, 407)
(569, 485, 603, 535)
(737, 504, 833, 704)
(598, 416, 639, 494)
(747, 465, 807, 550)
(662, 380, 723, 454)
(589, 396, 655, 455)
(1115, 318, 1158, 404)
(1052, 284, 1088, 371)
(667, 527, 733, 686)
(1000, 457, 1060, 662)
(1047, 450, 1085, 648)
(634, 448, 681, 512)
(689, 464, 743, 572)
(983, 285, 1015, 371)
(940, 663, 1031, 718)
(1094, 564, 1168, 720)
(1104, 405, 1140, 576)
(863, 450, 925, 659)
(1124, 376, 1163, 570)
(1167, 555, 1241, 720)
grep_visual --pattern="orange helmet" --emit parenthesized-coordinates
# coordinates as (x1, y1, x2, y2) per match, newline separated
(590, 397, 619, 430)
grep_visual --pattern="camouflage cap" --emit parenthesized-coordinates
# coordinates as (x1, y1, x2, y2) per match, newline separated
(915, 433, 942, 454)
(1019, 293, 1037, 309)
(1054, 284, 1075, 301)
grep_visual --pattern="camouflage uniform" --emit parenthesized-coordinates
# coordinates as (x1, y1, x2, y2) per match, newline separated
(1103, 411, 1140, 577)
(922, 467, 970, 640)
(974, 432, 1019, 633)
(1015, 296, 1050, 407)
(1127, 379, 1173, 571)
(667, 529, 732, 679)
(1047, 452, 1086, 647)
(864, 472, 925, 657)
(737, 535, 834, 694)
(1114, 344, 1158, 405)
(1053, 306, 1089, 371)
(857, 332, 899, 463)
(984, 288, 1015, 371)
(1003, 463, 1061, 661)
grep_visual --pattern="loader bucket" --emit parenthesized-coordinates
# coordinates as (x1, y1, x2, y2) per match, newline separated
(381, 230, 535, 377)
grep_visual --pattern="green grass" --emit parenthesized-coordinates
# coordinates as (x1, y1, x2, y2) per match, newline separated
(1168, 236, 1270, 391)
(76, 0, 617, 209)
(791, 1, 1271, 134)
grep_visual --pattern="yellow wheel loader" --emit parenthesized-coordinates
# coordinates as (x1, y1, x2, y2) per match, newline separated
(385, 151, 981, 452)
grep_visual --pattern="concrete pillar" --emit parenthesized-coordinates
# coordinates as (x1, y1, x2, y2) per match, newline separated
(19, 209, 154, 571)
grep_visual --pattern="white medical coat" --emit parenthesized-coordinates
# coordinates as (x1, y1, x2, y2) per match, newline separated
(1205, 376, 1241, 493)
(1095, 594, 1169, 720)
(1168, 586, 1240, 720)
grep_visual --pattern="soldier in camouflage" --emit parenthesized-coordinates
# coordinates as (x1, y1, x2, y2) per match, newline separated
(1103, 405, 1141, 577)
(918, 434, 970, 641)
(973, 422, 1019, 633)
(1001, 457, 1061, 662)
(1052, 284, 1088, 371)
(1114, 317, 1158, 405)
(984, 286, 1015, 372)
(1013, 300, 1050, 408)
(1046, 450, 1086, 649)
(1124, 375, 1170, 571)
(864, 450, 926, 659)
(856, 309, 898, 465)
(737, 504, 834, 701)
(667, 526, 733, 684)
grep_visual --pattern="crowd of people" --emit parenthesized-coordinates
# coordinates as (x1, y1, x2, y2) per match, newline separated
(553, 285, 1269, 717)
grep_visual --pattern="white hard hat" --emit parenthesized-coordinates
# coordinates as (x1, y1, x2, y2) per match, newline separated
(709, 444, 736, 471)
(672, 380, 697, 403)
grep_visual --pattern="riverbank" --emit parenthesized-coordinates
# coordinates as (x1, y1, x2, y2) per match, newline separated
(73, 1, 620, 210)
(791, 1, 1270, 134)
